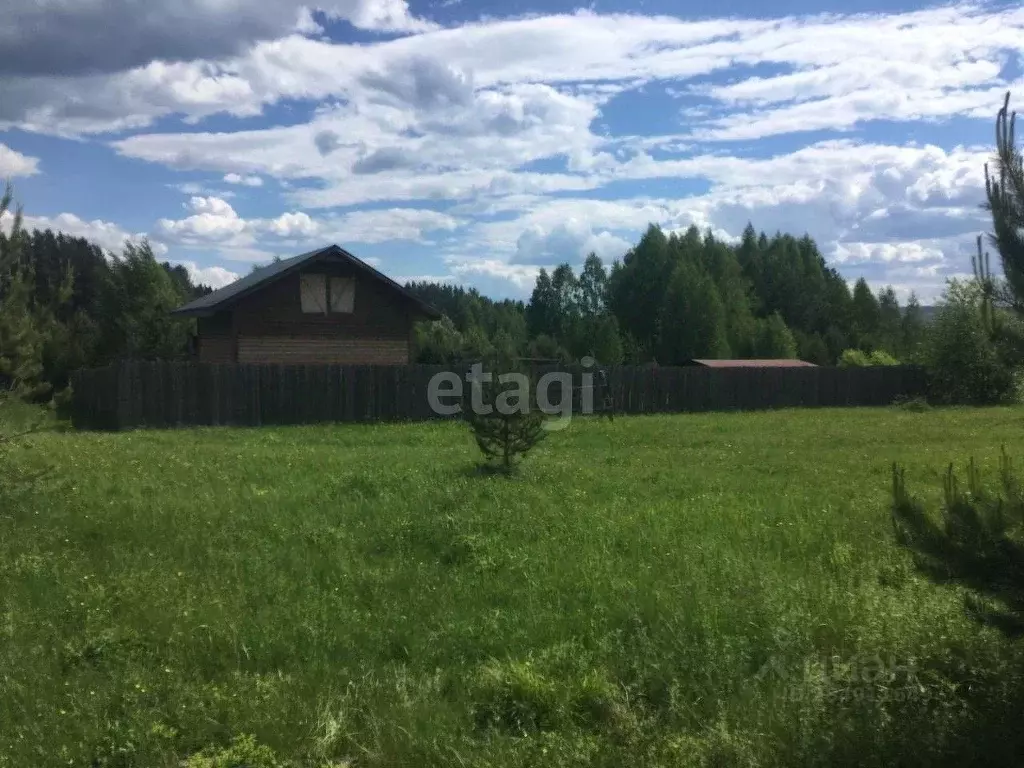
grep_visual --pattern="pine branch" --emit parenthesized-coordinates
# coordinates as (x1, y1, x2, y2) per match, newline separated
(984, 92, 1024, 311)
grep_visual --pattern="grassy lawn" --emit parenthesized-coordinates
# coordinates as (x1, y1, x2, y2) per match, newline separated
(3, 406, 1024, 767)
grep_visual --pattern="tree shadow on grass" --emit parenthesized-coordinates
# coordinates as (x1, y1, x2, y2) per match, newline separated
(877, 447, 1024, 766)
(459, 462, 521, 479)
(892, 447, 1024, 636)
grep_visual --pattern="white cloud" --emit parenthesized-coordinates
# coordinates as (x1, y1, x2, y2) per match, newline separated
(514, 219, 632, 265)
(112, 80, 606, 208)
(158, 196, 252, 242)
(170, 182, 238, 198)
(224, 173, 264, 187)
(0, 4, 1011, 138)
(320, 208, 462, 243)
(392, 272, 458, 283)
(264, 211, 318, 238)
(176, 261, 242, 289)
(4, 3, 1019, 302)
(833, 240, 948, 266)
(0, 143, 40, 177)
(444, 255, 541, 291)
(694, 82, 1024, 142)
(156, 196, 464, 262)
(424, 135, 995, 299)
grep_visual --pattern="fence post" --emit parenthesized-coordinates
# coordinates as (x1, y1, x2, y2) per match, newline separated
(114, 360, 130, 430)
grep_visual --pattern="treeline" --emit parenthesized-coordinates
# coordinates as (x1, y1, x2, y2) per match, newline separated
(406, 224, 929, 366)
(1, 187, 210, 399)
(3, 184, 1010, 409)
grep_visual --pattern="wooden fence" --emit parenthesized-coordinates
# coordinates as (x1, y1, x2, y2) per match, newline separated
(69, 360, 928, 431)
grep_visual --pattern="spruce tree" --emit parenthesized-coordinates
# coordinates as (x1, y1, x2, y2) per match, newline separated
(463, 357, 548, 474)
(901, 293, 926, 361)
(0, 184, 49, 400)
(851, 278, 882, 351)
(753, 312, 798, 358)
(657, 258, 730, 364)
(984, 92, 1024, 313)
(876, 286, 903, 357)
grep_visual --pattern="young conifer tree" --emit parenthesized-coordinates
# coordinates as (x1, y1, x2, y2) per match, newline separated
(463, 353, 547, 473)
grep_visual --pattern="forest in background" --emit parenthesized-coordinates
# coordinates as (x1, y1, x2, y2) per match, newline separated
(0, 215, 212, 399)
(0, 184, 953, 402)
(407, 223, 928, 367)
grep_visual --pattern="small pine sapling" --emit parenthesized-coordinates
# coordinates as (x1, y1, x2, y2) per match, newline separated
(463, 358, 548, 473)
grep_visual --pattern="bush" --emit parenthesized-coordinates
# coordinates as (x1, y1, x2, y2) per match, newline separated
(920, 299, 1016, 404)
(838, 349, 870, 367)
(838, 349, 900, 367)
(868, 352, 901, 366)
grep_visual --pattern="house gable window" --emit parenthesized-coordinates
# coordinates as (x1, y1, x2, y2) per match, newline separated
(300, 273, 355, 314)
(300, 273, 327, 313)
(330, 277, 355, 313)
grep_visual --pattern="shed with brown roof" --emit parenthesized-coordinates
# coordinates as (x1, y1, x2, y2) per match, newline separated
(688, 359, 817, 368)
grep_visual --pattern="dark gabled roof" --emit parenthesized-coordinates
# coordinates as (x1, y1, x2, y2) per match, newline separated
(171, 244, 441, 319)
(690, 359, 818, 368)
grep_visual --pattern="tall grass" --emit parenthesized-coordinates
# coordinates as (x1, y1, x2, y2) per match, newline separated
(2, 407, 1024, 766)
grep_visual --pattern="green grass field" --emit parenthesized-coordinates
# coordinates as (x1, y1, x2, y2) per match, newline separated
(3, 406, 1024, 767)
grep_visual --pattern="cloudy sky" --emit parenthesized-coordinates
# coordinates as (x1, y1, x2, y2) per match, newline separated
(1, 0, 1022, 301)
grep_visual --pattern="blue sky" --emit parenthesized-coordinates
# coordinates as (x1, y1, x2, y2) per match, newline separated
(1, 1, 1022, 302)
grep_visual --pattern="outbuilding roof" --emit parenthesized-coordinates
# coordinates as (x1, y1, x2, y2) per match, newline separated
(689, 359, 818, 368)
(171, 244, 441, 319)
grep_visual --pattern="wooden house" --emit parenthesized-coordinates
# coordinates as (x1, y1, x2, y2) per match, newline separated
(172, 245, 441, 365)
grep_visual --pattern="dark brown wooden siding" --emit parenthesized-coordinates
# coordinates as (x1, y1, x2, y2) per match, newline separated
(197, 313, 235, 363)
(231, 260, 411, 340)
(237, 336, 409, 364)
(192, 257, 423, 365)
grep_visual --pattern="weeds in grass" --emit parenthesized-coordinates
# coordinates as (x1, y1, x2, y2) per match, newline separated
(4, 408, 1024, 766)
(892, 395, 932, 412)
(183, 734, 283, 768)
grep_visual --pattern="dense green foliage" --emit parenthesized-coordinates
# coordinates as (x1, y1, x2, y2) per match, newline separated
(4, 408, 1024, 767)
(0, 185, 211, 399)
(919, 281, 1018, 405)
(407, 226, 928, 366)
(839, 349, 901, 367)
